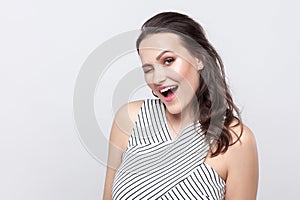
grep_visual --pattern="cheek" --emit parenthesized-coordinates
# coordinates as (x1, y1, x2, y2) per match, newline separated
(144, 75, 155, 88)
(147, 83, 155, 89)
(177, 65, 191, 79)
(175, 61, 200, 90)
(144, 74, 153, 86)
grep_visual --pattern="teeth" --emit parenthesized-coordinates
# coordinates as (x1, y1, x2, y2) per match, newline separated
(160, 85, 177, 93)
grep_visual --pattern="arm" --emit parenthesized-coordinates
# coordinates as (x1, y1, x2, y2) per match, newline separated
(224, 124, 259, 200)
(102, 100, 144, 200)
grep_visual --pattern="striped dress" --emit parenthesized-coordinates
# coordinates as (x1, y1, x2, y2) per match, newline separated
(112, 99, 225, 200)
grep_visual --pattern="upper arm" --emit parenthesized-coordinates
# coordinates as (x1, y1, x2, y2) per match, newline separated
(102, 100, 144, 199)
(225, 123, 259, 200)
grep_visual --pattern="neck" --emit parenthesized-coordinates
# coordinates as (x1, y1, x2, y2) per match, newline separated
(165, 103, 198, 132)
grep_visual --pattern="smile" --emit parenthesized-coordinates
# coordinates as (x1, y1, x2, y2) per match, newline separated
(158, 85, 178, 102)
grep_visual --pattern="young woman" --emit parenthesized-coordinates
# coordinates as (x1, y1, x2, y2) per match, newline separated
(103, 12, 258, 200)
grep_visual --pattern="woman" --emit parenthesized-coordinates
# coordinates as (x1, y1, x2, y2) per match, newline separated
(103, 12, 258, 200)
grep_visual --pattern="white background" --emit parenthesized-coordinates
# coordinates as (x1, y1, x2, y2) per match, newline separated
(1, 0, 299, 199)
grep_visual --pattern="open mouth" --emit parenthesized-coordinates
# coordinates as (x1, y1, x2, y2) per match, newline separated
(159, 85, 178, 102)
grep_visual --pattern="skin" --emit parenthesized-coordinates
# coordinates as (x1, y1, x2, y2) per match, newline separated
(139, 33, 203, 138)
(102, 100, 144, 200)
(103, 33, 259, 200)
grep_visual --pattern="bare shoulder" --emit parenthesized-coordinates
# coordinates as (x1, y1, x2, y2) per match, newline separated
(227, 120, 258, 154)
(114, 100, 145, 124)
(103, 100, 145, 199)
(224, 120, 259, 199)
(225, 119, 258, 169)
(109, 100, 145, 150)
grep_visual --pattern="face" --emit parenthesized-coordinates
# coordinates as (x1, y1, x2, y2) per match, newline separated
(138, 33, 203, 116)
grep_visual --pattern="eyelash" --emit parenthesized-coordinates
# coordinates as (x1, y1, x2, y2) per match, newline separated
(143, 68, 153, 74)
(144, 69, 151, 74)
(164, 57, 175, 65)
(143, 57, 175, 74)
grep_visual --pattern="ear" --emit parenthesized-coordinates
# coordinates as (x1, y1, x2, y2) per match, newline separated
(195, 58, 204, 70)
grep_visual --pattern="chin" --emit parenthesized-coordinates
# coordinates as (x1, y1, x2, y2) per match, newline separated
(165, 95, 198, 116)
(163, 98, 184, 115)
(166, 106, 182, 115)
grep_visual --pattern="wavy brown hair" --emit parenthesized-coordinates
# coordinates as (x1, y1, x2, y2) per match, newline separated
(136, 12, 243, 157)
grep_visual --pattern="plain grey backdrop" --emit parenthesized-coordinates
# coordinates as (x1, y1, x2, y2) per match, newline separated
(1, 0, 299, 199)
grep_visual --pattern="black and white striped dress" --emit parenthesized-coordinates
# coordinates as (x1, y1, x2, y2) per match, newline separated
(112, 99, 225, 200)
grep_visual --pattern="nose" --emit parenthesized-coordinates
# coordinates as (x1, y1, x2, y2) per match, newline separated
(152, 65, 167, 85)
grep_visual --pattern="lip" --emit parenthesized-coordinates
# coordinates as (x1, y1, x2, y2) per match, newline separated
(157, 84, 178, 102)
(157, 84, 178, 91)
(163, 92, 176, 102)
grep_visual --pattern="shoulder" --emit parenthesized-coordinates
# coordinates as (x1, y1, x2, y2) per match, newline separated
(224, 119, 258, 168)
(224, 120, 259, 199)
(227, 120, 258, 157)
(114, 99, 145, 123)
(105, 100, 145, 175)
(109, 100, 145, 150)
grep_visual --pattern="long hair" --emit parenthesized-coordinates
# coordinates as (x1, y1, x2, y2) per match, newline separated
(136, 12, 243, 157)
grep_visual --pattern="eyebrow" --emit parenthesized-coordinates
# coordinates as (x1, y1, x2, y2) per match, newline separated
(142, 50, 173, 68)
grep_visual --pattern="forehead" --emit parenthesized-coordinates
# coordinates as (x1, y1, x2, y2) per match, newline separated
(139, 33, 182, 51)
(138, 33, 193, 61)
